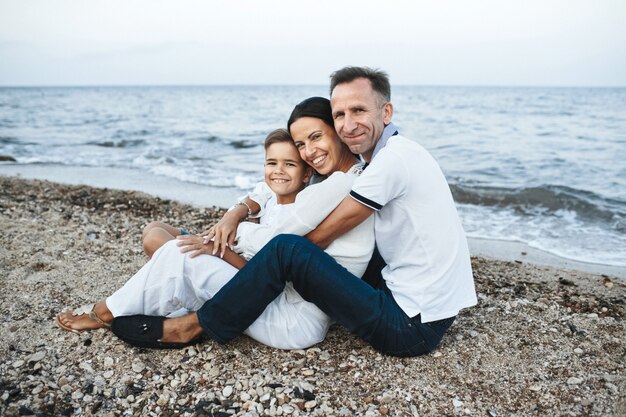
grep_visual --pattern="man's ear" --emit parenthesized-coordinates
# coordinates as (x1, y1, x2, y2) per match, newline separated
(383, 102, 394, 125)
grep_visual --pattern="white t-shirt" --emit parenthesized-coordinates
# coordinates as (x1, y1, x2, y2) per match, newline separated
(350, 135, 477, 322)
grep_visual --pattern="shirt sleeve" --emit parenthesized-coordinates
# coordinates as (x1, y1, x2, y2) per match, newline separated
(234, 171, 355, 258)
(238, 181, 274, 219)
(350, 146, 407, 211)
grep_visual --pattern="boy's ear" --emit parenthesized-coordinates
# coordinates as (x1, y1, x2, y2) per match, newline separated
(303, 167, 313, 183)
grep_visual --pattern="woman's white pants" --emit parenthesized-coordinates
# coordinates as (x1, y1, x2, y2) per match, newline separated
(106, 240, 330, 349)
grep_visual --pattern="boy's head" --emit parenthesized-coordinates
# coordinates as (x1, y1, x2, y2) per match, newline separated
(264, 129, 312, 204)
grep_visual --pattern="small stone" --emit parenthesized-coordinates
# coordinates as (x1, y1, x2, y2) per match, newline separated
(72, 391, 84, 400)
(380, 393, 393, 404)
(452, 398, 463, 408)
(156, 395, 169, 406)
(529, 385, 542, 392)
(103, 370, 114, 379)
(223, 385, 233, 397)
(103, 357, 114, 367)
(132, 361, 145, 373)
(432, 351, 442, 358)
(281, 404, 294, 413)
(605, 383, 618, 394)
(302, 369, 315, 376)
(30, 351, 46, 362)
(574, 348, 583, 354)
(567, 377, 584, 385)
(80, 362, 94, 373)
(319, 351, 331, 361)
(304, 400, 317, 409)
(581, 398, 593, 406)
(13, 360, 24, 368)
(32, 386, 43, 395)
(469, 330, 479, 338)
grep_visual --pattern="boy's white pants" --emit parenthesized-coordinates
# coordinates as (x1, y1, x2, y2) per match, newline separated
(106, 240, 330, 349)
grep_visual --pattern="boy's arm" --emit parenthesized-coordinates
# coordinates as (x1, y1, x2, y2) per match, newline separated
(306, 196, 373, 249)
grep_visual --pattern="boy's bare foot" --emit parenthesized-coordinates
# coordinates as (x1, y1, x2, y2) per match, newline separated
(159, 313, 204, 343)
(55, 302, 113, 333)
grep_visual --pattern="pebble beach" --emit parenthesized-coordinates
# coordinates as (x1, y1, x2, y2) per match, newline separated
(1, 176, 625, 416)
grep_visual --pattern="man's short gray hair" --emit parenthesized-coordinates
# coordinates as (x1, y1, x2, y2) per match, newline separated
(329, 66, 391, 102)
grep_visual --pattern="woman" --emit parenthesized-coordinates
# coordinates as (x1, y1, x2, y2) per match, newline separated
(56, 97, 374, 349)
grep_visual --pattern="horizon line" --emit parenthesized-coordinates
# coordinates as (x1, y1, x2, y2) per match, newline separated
(1, 83, 625, 89)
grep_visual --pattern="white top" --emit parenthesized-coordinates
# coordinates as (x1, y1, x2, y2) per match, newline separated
(235, 163, 374, 278)
(350, 134, 477, 322)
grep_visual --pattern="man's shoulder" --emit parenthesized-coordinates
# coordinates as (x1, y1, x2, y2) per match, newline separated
(376, 134, 425, 159)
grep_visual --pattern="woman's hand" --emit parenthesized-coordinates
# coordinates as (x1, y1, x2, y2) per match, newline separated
(176, 234, 216, 259)
(200, 207, 247, 258)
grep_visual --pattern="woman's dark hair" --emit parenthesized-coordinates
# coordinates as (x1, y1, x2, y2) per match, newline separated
(287, 97, 334, 132)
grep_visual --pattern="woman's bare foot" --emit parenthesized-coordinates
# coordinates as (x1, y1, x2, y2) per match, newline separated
(56, 302, 114, 332)
(159, 313, 204, 343)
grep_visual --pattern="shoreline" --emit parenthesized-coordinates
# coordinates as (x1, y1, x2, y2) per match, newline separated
(1, 175, 625, 416)
(1, 164, 624, 279)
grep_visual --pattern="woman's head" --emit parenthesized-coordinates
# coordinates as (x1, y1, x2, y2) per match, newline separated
(287, 97, 356, 176)
(263, 129, 311, 205)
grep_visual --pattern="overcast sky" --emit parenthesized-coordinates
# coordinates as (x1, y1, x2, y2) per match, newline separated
(1, 0, 625, 86)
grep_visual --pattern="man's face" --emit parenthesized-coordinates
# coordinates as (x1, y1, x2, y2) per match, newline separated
(330, 77, 393, 161)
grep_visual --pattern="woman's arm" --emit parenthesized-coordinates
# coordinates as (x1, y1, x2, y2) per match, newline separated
(234, 171, 357, 259)
(177, 235, 247, 269)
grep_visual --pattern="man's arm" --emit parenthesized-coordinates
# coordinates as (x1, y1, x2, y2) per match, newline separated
(306, 196, 373, 249)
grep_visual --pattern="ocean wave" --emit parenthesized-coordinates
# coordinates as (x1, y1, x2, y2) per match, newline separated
(89, 139, 147, 148)
(0, 136, 22, 145)
(229, 140, 260, 149)
(451, 183, 626, 228)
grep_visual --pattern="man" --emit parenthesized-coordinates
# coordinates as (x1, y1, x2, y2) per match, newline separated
(113, 66, 477, 357)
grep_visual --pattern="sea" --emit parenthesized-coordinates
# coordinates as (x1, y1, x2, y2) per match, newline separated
(1, 85, 625, 269)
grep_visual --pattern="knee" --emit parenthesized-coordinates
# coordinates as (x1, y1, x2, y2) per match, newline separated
(142, 221, 164, 240)
(143, 227, 170, 257)
(267, 234, 310, 251)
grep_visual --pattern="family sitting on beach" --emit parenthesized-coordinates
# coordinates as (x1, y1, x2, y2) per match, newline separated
(56, 66, 477, 357)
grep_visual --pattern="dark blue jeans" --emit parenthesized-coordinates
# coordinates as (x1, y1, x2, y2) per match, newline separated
(197, 234, 455, 357)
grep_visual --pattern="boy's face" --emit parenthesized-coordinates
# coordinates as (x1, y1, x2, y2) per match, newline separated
(264, 141, 311, 204)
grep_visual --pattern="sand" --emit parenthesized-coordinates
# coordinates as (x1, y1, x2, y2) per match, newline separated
(1, 176, 625, 416)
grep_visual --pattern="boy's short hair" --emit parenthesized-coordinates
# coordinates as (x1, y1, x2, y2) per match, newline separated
(264, 128, 295, 150)
(329, 66, 391, 103)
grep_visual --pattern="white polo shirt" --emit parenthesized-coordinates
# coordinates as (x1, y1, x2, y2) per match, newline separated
(350, 130, 477, 322)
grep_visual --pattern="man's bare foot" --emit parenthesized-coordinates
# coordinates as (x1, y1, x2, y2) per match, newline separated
(159, 313, 204, 343)
(56, 302, 113, 332)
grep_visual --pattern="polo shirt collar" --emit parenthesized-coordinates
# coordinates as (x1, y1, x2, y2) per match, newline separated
(370, 122, 399, 160)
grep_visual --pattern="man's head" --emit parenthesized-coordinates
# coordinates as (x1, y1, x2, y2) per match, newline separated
(329, 66, 393, 161)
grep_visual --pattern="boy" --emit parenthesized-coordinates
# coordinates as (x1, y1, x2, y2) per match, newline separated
(141, 129, 311, 258)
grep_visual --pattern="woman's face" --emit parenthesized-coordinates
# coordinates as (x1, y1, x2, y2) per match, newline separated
(289, 117, 348, 176)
